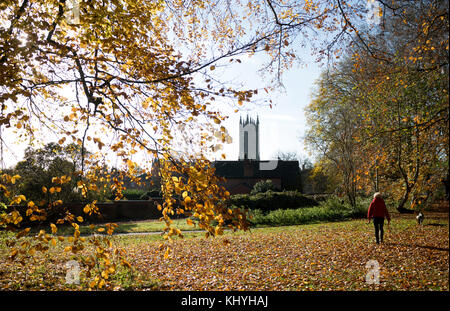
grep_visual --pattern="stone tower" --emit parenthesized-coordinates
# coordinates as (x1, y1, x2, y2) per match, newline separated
(239, 115, 260, 161)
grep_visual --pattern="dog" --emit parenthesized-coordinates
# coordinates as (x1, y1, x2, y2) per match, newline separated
(416, 212, 425, 225)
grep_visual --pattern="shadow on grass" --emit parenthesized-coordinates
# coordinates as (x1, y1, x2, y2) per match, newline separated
(111, 222, 140, 233)
(425, 223, 447, 227)
(385, 242, 449, 252)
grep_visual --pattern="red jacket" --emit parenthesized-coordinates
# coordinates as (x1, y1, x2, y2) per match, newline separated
(367, 197, 390, 221)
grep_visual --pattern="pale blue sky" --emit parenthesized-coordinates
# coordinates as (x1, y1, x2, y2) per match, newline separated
(214, 52, 322, 162)
(1, 24, 324, 169)
(1, 53, 322, 169)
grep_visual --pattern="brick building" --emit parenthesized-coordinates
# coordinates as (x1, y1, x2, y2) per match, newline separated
(213, 115, 300, 194)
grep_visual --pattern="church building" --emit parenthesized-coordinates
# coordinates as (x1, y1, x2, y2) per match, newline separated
(213, 115, 300, 194)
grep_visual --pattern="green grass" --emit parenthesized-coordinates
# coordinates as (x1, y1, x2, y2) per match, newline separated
(20, 197, 369, 236)
(50, 218, 195, 236)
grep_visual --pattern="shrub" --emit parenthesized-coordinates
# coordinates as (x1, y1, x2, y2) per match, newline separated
(228, 190, 318, 213)
(250, 180, 279, 194)
(122, 189, 146, 200)
(247, 197, 367, 227)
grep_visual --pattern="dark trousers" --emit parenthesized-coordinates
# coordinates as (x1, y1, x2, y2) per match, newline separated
(373, 217, 384, 243)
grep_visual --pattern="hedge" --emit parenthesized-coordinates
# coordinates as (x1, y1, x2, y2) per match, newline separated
(228, 190, 318, 213)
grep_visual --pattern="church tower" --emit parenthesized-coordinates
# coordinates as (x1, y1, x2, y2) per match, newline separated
(239, 115, 260, 161)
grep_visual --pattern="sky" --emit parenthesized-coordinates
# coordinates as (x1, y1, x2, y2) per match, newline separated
(212, 52, 322, 163)
(0, 51, 323, 169)
(0, 6, 328, 170)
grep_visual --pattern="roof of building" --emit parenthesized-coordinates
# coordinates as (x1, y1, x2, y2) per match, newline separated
(213, 159, 300, 179)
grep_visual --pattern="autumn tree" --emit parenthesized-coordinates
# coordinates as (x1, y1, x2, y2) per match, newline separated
(351, 0, 448, 211)
(0, 0, 342, 288)
(5, 142, 113, 206)
(305, 0, 448, 211)
(305, 60, 364, 206)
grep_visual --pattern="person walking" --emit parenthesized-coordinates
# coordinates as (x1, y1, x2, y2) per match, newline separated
(367, 192, 391, 244)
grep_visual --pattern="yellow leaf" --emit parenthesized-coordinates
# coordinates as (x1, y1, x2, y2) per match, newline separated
(16, 227, 30, 239)
(28, 247, 36, 256)
(164, 248, 170, 259)
(215, 226, 223, 235)
(10, 249, 18, 259)
(121, 259, 131, 269)
(10, 175, 20, 184)
(142, 99, 150, 109)
(50, 223, 57, 234)
(42, 186, 47, 194)
(76, 216, 84, 223)
(101, 270, 109, 279)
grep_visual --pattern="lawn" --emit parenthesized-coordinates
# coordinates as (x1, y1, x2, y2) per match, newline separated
(51, 218, 195, 236)
(0, 212, 448, 291)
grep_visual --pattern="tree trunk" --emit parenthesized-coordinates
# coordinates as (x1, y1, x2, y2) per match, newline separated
(397, 185, 414, 214)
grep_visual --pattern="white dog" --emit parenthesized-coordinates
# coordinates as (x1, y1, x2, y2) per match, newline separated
(416, 212, 425, 225)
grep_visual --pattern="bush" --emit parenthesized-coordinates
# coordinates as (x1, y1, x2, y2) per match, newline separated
(229, 190, 318, 213)
(250, 180, 279, 195)
(247, 197, 368, 227)
(122, 189, 146, 200)
(304, 193, 334, 202)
